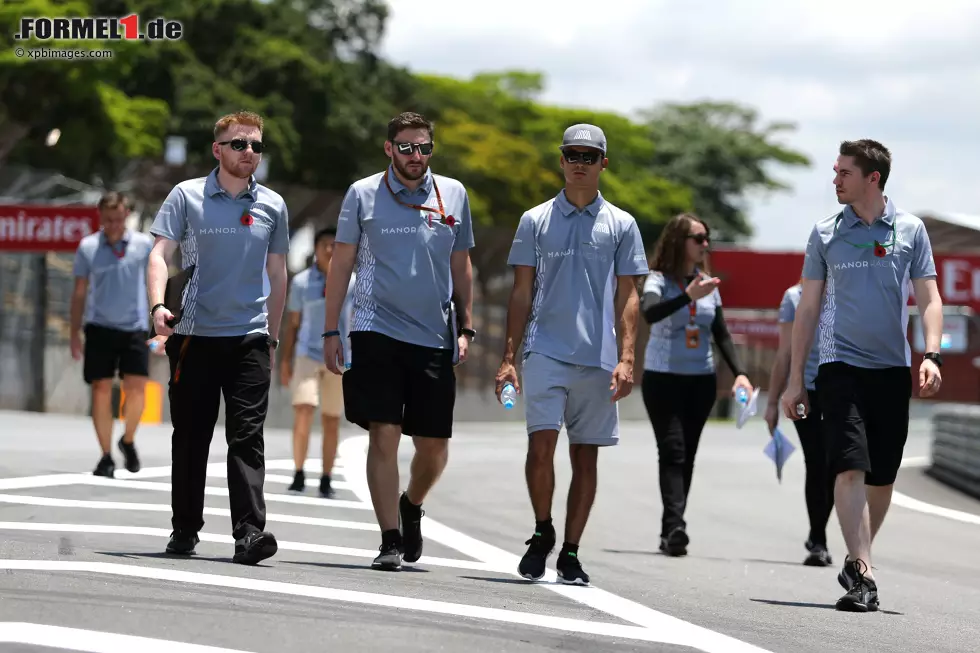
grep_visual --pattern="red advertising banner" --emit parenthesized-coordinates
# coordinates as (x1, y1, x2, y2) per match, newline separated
(710, 248, 980, 313)
(0, 204, 100, 252)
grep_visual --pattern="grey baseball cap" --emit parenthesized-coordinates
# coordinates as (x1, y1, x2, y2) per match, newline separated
(560, 123, 606, 154)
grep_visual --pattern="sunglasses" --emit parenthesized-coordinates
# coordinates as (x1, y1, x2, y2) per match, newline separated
(688, 234, 710, 245)
(218, 139, 265, 154)
(393, 141, 434, 156)
(562, 150, 602, 165)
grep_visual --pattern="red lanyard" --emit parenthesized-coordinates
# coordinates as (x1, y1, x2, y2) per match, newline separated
(383, 168, 452, 227)
(678, 280, 696, 324)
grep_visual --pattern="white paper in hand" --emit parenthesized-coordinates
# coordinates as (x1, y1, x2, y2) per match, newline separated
(735, 388, 760, 429)
(764, 426, 796, 483)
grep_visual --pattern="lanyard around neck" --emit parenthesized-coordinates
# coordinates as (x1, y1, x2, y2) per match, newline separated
(383, 168, 449, 227)
(677, 279, 696, 324)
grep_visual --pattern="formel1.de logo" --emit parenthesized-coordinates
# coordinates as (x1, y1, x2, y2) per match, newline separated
(14, 14, 183, 41)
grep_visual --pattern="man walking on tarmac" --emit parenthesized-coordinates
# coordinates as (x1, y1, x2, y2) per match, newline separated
(495, 124, 650, 586)
(70, 191, 156, 478)
(280, 226, 355, 498)
(148, 110, 290, 565)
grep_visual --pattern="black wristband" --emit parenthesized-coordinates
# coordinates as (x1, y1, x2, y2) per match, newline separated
(150, 303, 166, 316)
(322, 330, 340, 338)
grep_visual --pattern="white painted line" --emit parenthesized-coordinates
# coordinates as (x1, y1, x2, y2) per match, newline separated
(0, 621, 253, 652)
(0, 560, 691, 646)
(0, 522, 499, 573)
(335, 436, 774, 653)
(0, 494, 376, 531)
(0, 474, 87, 491)
(70, 477, 371, 510)
(205, 468, 352, 492)
(891, 456, 980, 526)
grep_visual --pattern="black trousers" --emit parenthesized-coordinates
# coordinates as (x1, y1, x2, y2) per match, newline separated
(791, 389, 835, 547)
(165, 333, 271, 541)
(641, 371, 717, 538)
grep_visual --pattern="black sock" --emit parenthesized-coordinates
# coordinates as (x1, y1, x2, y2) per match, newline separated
(560, 542, 579, 558)
(400, 493, 422, 513)
(381, 528, 402, 549)
(535, 518, 554, 539)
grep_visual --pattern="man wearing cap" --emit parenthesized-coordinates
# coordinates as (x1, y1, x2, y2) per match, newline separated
(495, 124, 650, 586)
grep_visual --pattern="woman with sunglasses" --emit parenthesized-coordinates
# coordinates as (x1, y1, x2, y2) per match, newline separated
(640, 213, 754, 556)
(765, 278, 834, 567)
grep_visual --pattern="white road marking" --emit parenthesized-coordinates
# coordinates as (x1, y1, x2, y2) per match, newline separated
(0, 521, 499, 572)
(0, 560, 694, 646)
(0, 621, 253, 652)
(0, 493, 375, 531)
(206, 468, 353, 491)
(336, 435, 774, 653)
(892, 456, 980, 526)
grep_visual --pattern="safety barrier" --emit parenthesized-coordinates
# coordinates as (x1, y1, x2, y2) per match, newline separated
(928, 405, 980, 500)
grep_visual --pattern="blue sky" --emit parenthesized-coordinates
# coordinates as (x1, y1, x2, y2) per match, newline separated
(380, 0, 980, 251)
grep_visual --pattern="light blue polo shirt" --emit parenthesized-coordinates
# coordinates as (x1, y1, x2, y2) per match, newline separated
(641, 270, 722, 375)
(506, 190, 649, 372)
(335, 165, 475, 350)
(287, 261, 356, 364)
(802, 197, 937, 369)
(149, 168, 290, 337)
(779, 284, 820, 391)
(72, 228, 153, 332)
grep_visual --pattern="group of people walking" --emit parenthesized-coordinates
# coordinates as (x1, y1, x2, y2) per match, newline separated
(69, 107, 941, 612)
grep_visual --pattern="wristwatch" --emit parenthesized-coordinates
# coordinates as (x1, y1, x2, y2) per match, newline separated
(267, 336, 279, 349)
(924, 352, 943, 367)
(460, 327, 476, 341)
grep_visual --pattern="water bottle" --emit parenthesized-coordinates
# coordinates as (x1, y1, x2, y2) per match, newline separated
(148, 340, 159, 353)
(501, 383, 517, 410)
(735, 386, 748, 405)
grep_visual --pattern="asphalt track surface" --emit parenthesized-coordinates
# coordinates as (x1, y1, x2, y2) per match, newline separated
(1, 408, 979, 653)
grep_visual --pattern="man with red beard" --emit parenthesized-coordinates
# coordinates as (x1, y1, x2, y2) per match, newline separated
(322, 111, 476, 571)
(147, 110, 290, 566)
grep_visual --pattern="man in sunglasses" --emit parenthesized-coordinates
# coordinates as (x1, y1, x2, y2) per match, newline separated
(322, 111, 476, 571)
(495, 124, 649, 586)
(147, 110, 289, 566)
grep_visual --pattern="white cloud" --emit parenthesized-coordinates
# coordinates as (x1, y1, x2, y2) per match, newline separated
(381, 0, 980, 250)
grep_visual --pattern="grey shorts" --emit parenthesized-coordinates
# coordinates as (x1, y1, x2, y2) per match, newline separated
(520, 352, 619, 446)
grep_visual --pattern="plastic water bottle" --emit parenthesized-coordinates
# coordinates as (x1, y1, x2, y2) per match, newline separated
(148, 340, 159, 353)
(501, 383, 517, 410)
(735, 386, 748, 405)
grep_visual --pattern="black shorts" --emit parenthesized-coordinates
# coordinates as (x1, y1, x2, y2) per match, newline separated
(342, 330, 456, 438)
(816, 361, 912, 486)
(83, 323, 150, 384)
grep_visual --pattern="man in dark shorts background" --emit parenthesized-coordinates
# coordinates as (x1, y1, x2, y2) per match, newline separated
(70, 191, 156, 477)
(782, 139, 943, 613)
(322, 111, 476, 571)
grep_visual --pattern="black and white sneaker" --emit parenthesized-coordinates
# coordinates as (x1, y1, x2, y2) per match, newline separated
(93, 454, 115, 478)
(556, 552, 591, 586)
(166, 530, 199, 555)
(117, 437, 140, 473)
(518, 529, 555, 581)
(835, 559, 879, 612)
(372, 535, 403, 571)
(399, 492, 424, 563)
(660, 526, 689, 557)
(838, 555, 859, 590)
(803, 539, 832, 567)
(288, 470, 305, 493)
(233, 531, 278, 565)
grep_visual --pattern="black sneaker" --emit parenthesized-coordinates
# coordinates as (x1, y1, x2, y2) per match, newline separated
(288, 470, 305, 493)
(399, 492, 424, 563)
(117, 436, 140, 473)
(556, 551, 591, 586)
(660, 526, 689, 557)
(518, 529, 555, 581)
(804, 539, 833, 567)
(319, 475, 336, 499)
(93, 454, 115, 478)
(838, 555, 859, 590)
(232, 531, 278, 565)
(835, 559, 879, 612)
(372, 531, 403, 571)
(165, 531, 199, 555)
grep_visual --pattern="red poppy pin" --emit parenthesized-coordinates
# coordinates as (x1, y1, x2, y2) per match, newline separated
(444, 215, 456, 227)
(241, 210, 253, 226)
(873, 241, 886, 258)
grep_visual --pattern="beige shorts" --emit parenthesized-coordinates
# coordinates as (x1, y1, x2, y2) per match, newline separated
(290, 355, 344, 417)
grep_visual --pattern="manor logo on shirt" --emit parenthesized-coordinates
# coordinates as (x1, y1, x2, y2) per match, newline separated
(189, 227, 248, 236)
(832, 259, 892, 271)
(547, 248, 575, 259)
(381, 226, 418, 235)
